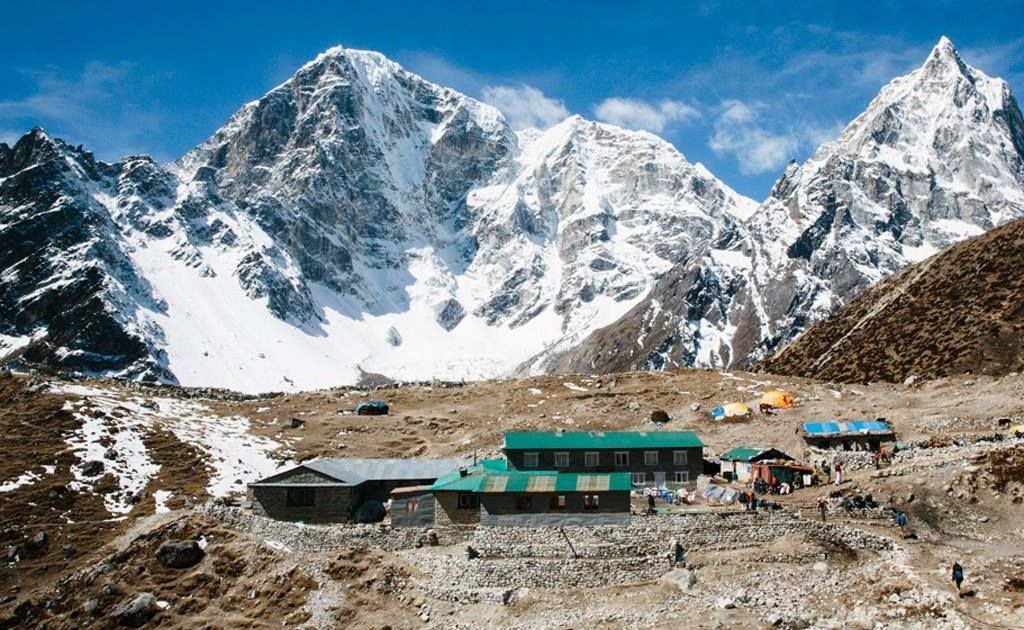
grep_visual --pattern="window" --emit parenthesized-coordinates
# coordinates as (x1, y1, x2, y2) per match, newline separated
(549, 495, 566, 510)
(644, 451, 659, 466)
(673, 471, 690, 483)
(515, 495, 533, 511)
(584, 452, 600, 467)
(286, 487, 315, 507)
(554, 452, 570, 468)
(631, 472, 647, 485)
(523, 452, 539, 468)
(614, 451, 629, 467)
(673, 451, 688, 466)
(583, 494, 600, 510)
(458, 493, 480, 509)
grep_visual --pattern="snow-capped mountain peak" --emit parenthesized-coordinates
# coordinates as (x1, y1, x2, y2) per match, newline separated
(1, 45, 751, 392)
(548, 37, 1024, 376)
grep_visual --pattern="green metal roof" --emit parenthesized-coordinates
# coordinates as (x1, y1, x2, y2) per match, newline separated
(503, 430, 704, 450)
(432, 467, 631, 494)
(719, 446, 770, 462)
(719, 446, 791, 462)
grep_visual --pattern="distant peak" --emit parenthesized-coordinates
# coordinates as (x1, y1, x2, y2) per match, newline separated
(921, 35, 969, 76)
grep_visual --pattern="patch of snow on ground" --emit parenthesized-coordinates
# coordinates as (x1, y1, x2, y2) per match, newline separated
(63, 397, 161, 514)
(563, 382, 588, 392)
(54, 383, 284, 513)
(153, 490, 173, 513)
(0, 470, 42, 493)
(528, 388, 543, 395)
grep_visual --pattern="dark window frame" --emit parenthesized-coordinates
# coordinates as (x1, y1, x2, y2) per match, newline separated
(549, 495, 566, 510)
(583, 494, 600, 510)
(458, 493, 480, 509)
(286, 486, 315, 507)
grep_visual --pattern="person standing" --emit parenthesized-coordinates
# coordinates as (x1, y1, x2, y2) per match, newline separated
(834, 461, 843, 485)
(952, 562, 964, 595)
(817, 496, 828, 522)
(896, 510, 908, 536)
(822, 462, 831, 484)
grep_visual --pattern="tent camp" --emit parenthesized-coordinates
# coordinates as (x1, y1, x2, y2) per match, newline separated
(710, 403, 751, 421)
(355, 400, 390, 416)
(760, 390, 797, 409)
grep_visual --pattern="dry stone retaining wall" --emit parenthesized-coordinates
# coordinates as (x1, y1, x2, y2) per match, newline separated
(202, 503, 471, 551)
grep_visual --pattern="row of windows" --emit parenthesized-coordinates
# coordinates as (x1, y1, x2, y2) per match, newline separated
(631, 471, 690, 484)
(522, 450, 689, 468)
(515, 495, 600, 511)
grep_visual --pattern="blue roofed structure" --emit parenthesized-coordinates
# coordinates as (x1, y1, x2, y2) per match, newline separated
(801, 420, 896, 451)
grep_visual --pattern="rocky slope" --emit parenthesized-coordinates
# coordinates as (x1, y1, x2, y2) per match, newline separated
(760, 216, 1024, 382)
(0, 47, 753, 392)
(549, 37, 1024, 375)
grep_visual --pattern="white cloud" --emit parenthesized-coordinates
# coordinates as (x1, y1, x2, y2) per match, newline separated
(481, 84, 570, 130)
(708, 99, 840, 175)
(593, 97, 700, 133)
(0, 61, 165, 160)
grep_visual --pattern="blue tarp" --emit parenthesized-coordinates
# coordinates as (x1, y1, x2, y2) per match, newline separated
(803, 420, 892, 436)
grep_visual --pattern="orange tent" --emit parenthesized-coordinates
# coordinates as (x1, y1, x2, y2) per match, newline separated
(761, 389, 797, 409)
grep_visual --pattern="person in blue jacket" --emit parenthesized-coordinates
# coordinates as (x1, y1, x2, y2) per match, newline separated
(952, 562, 964, 595)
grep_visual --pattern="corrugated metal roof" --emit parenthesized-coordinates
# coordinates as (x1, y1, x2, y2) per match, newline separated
(720, 446, 772, 462)
(803, 421, 893, 437)
(432, 468, 631, 493)
(504, 430, 704, 450)
(262, 458, 466, 485)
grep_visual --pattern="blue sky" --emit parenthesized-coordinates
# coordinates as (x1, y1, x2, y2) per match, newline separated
(1, 1, 1021, 199)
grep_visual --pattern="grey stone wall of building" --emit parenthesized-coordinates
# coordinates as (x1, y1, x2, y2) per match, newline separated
(479, 490, 630, 526)
(505, 446, 702, 482)
(391, 493, 436, 528)
(250, 485, 353, 523)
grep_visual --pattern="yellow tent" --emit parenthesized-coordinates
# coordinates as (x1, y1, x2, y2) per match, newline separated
(712, 402, 751, 420)
(761, 390, 797, 409)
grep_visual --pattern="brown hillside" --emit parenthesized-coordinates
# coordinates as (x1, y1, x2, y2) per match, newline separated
(760, 217, 1024, 383)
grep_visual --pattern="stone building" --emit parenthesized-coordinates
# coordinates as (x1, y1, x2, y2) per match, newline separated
(248, 458, 464, 523)
(503, 430, 704, 488)
(431, 459, 631, 527)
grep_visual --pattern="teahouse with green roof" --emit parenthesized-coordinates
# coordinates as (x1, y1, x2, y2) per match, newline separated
(430, 458, 632, 527)
(502, 430, 704, 489)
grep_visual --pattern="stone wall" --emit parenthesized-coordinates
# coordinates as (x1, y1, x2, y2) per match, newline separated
(202, 503, 471, 551)
(471, 511, 894, 560)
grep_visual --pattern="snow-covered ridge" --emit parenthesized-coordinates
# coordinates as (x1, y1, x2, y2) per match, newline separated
(0, 44, 753, 392)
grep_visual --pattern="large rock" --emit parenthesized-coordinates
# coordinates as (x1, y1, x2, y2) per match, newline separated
(111, 592, 157, 627)
(155, 539, 204, 569)
(660, 567, 697, 592)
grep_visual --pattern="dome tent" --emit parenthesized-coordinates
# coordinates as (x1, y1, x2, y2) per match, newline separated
(710, 402, 750, 420)
(760, 390, 797, 409)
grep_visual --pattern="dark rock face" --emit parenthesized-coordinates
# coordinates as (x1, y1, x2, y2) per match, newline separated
(155, 539, 204, 569)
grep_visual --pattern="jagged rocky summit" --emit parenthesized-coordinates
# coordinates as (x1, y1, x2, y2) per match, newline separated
(546, 37, 1024, 375)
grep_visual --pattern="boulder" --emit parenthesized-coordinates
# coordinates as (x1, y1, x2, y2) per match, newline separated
(650, 409, 671, 423)
(111, 592, 157, 627)
(82, 460, 105, 477)
(24, 531, 47, 552)
(288, 417, 304, 429)
(659, 567, 697, 591)
(155, 540, 205, 569)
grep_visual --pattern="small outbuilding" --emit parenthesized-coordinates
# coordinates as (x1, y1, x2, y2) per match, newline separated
(719, 446, 793, 482)
(802, 420, 896, 451)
